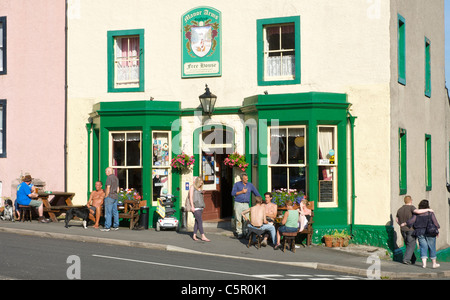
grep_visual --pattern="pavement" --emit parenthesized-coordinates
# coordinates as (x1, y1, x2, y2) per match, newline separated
(1, 219, 450, 280)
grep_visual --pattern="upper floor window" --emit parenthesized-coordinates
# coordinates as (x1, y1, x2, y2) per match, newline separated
(398, 14, 406, 85)
(425, 37, 431, 98)
(107, 29, 145, 92)
(0, 17, 6, 75)
(257, 16, 300, 86)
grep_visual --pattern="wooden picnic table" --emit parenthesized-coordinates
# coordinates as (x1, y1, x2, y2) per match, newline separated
(38, 191, 77, 222)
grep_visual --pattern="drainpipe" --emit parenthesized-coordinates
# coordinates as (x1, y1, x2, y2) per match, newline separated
(64, 0, 68, 192)
(347, 111, 357, 236)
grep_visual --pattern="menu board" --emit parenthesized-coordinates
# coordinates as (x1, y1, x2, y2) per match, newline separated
(319, 180, 333, 203)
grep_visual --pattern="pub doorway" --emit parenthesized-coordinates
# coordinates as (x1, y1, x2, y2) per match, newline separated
(200, 128, 234, 221)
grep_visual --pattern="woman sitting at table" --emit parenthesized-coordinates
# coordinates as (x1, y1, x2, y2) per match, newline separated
(274, 200, 299, 250)
(298, 199, 312, 231)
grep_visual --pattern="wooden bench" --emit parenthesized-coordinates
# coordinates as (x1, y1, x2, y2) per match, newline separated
(97, 200, 141, 229)
(118, 200, 141, 229)
(19, 205, 33, 222)
(281, 201, 315, 252)
(39, 192, 76, 222)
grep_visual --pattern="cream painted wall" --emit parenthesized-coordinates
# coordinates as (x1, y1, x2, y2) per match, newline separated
(67, 0, 393, 207)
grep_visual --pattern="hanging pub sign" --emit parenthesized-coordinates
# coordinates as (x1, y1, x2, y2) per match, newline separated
(181, 7, 222, 78)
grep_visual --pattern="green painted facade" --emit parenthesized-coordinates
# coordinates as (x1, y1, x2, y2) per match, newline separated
(88, 93, 405, 256)
(241, 92, 351, 241)
(91, 101, 182, 227)
(89, 92, 352, 232)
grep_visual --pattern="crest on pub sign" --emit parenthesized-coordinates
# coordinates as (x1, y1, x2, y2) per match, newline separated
(184, 19, 219, 58)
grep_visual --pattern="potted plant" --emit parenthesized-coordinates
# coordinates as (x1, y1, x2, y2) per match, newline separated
(323, 229, 352, 247)
(224, 152, 248, 171)
(171, 152, 195, 173)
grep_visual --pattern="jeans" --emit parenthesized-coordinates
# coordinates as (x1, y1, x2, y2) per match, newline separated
(248, 223, 276, 245)
(417, 235, 437, 260)
(401, 230, 417, 263)
(104, 197, 119, 229)
(193, 209, 204, 235)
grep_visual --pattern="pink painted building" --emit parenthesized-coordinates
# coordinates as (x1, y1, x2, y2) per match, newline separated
(0, 0, 66, 201)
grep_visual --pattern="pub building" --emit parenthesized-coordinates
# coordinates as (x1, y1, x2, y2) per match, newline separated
(68, 1, 450, 253)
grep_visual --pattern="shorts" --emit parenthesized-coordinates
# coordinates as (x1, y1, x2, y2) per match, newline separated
(89, 206, 97, 215)
(28, 200, 42, 208)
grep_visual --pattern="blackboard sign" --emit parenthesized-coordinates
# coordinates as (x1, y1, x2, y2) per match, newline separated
(319, 180, 334, 202)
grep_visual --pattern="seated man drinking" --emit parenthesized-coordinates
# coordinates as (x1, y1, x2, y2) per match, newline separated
(87, 181, 105, 229)
(241, 196, 276, 246)
(16, 174, 49, 223)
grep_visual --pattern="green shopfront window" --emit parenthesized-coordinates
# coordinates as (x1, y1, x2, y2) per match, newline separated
(110, 131, 142, 195)
(318, 126, 337, 207)
(268, 126, 306, 194)
(152, 131, 171, 203)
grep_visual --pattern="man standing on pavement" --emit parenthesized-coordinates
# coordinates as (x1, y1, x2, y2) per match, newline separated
(396, 195, 434, 265)
(231, 173, 261, 239)
(101, 167, 120, 232)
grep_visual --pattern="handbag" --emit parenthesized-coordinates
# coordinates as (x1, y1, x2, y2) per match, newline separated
(425, 213, 439, 236)
(184, 194, 191, 212)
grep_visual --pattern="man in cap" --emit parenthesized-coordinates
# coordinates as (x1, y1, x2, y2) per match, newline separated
(16, 174, 49, 223)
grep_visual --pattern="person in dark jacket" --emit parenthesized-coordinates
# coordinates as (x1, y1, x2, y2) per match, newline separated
(407, 200, 440, 269)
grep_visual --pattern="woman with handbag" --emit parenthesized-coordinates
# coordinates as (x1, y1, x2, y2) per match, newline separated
(407, 200, 440, 269)
(189, 177, 210, 242)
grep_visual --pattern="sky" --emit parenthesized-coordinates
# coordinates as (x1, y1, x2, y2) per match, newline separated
(446, 0, 450, 86)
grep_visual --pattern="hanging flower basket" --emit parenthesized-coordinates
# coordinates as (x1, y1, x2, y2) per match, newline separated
(224, 152, 249, 171)
(271, 188, 306, 207)
(171, 152, 195, 172)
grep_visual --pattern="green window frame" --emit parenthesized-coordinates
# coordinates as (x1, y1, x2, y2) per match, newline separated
(398, 14, 406, 85)
(399, 128, 407, 195)
(257, 16, 301, 86)
(107, 29, 145, 93)
(425, 134, 432, 191)
(424, 37, 431, 98)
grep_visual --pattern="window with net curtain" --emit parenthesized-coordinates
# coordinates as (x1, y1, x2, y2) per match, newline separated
(111, 132, 142, 195)
(264, 23, 295, 80)
(115, 36, 140, 88)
